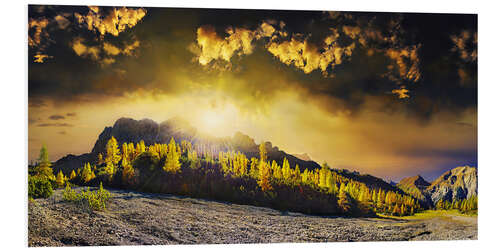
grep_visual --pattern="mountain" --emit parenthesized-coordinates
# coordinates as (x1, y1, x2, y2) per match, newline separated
(396, 175, 431, 204)
(54, 117, 321, 175)
(53, 117, 402, 193)
(425, 166, 477, 205)
(397, 166, 478, 206)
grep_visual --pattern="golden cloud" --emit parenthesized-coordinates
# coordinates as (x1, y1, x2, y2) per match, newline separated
(74, 6, 147, 37)
(385, 45, 421, 83)
(54, 15, 70, 29)
(72, 37, 141, 66)
(194, 25, 257, 65)
(28, 17, 50, 48)
(391, 86, 410, 99)
(191, 18, 421, 84)
(451, 30, 477, 62)
(33, 53, 52, 63)
(71, 37, 100, 61)
(266, 29, 356, 76)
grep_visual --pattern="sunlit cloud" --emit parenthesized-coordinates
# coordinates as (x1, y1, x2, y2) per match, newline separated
(74, 6, 147, 37)
(392, 86, 410, 99)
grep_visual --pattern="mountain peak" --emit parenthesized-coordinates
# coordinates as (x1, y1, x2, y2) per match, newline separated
(399, 175, 430, 188)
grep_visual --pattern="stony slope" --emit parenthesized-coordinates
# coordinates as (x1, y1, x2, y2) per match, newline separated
(425, 166, 477, 204)
(28, 187, 477, 246)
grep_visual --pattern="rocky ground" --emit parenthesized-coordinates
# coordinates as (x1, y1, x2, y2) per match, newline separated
(28, 187, 477, 246)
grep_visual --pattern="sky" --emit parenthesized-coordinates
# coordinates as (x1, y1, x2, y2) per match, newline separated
(28, 5, 477, 182)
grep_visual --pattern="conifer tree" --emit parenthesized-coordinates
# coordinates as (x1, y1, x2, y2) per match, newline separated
(103, 136, 121, 179)
(55, 170, 65, 187)
(97, 153, 104, 165)
(81, 162, 94, 183)
(319, 163, 329, 188)
(293, 165, 301, 182)
(258, 161, 273, 192)
(259, 143, 267, 163)
(163, 138, 181, 173)
(35, 144, 55, 180)
(69, 170, 76, 180)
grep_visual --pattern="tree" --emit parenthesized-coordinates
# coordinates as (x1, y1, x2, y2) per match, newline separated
(97, 153, 104, 165)
(293, 164, 301, 182)
(81, 162, 94, 183)
(163, 138, 181, 173)
(122, 156, 135, 184)
(69, 170, 76, 180)
(319, 162, 329, 188)
(35, 144, 55, 180)
(55, 170, 65, 188)
(282, 157, 291, 181)
(103, 136, 121, 179)
(259, 143, 267, 163)
(258, 161, 273, 192)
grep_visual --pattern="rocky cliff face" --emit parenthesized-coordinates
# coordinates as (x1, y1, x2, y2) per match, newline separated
(425, 166, 477, 204)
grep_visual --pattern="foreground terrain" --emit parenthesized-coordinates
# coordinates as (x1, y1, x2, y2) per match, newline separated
(28, 187, 477, 246)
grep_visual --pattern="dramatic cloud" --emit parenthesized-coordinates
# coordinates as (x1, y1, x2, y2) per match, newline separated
(74, 6, 147, 37)
(190, 15, 421, 98)
(66, 112, 77, 116)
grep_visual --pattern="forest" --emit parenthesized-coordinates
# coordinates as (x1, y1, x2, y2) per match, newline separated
(28, 137, 477, 216)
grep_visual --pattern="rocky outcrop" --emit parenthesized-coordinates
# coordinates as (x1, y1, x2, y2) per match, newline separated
(425, 166, 477, 205)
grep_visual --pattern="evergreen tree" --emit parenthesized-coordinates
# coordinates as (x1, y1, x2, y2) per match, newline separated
(35, 144, 55, 180)
(81, 162, 94, 183)
(259, 143, 267, 163)
(103, 136, 121, 180)
(69, 170, 76, 180)
(55, 170, 65, 187)
(163, 138, 181, 173)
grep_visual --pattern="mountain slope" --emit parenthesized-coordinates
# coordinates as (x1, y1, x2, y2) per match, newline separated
(396, 175, 431, 204)
(425, 166, 477, 204)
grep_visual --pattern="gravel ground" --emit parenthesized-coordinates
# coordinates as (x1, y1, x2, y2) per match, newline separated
(28, 187, 477, 246)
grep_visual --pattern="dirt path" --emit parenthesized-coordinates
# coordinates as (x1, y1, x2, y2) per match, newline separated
(28, 187, 477, 246)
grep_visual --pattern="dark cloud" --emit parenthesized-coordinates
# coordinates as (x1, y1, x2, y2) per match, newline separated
(48, 114, 65, 120)
(37, 123, 73, 127)
(28, 7, 477, 122)
(66, 112, 77, 116)
(58, 131, 67, 135)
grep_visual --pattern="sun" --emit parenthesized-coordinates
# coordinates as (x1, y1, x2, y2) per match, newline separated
(201, 110, 222, 130)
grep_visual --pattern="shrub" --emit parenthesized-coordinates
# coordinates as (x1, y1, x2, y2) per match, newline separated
(62, 183, 78, 202)
(28, 175, 53, 198)
(62, 182, 111, 211)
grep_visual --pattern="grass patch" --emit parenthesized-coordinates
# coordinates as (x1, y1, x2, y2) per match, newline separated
(377, 209, 477, 220)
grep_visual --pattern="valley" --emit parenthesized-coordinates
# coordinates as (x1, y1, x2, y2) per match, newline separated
(28, 187, 477, 246)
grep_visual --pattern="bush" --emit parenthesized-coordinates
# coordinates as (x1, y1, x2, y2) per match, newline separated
(62, 183, 78, 202)
(63, 182, 111, 211)
(28, 175, 53, 198)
